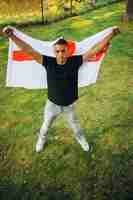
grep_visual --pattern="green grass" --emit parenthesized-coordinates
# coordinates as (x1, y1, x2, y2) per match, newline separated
(0, 1, 133, 200)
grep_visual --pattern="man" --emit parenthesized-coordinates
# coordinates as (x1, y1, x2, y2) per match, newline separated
(3, 26, 120, 153)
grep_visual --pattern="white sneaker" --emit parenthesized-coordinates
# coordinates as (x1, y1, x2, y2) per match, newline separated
(36, 132, 47, 153)
(76, 135, 90, 152)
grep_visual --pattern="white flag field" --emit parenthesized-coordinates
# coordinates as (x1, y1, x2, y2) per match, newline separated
(6, 26, 116, 89)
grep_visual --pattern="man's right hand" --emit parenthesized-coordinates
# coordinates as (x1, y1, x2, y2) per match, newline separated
(112, 27, 121, 38)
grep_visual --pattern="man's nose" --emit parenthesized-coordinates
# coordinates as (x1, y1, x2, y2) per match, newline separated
(59, 52, 63, 56)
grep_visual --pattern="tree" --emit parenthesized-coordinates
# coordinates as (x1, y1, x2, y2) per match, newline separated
(123, 0, 133, 21)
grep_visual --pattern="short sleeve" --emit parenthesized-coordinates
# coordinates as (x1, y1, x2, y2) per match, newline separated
(73, 55, 83, 70)
(42, 55, 55, 70)
(42, 55, 48, 69)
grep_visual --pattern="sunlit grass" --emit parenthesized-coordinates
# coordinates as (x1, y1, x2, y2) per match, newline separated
(0, 0, 123, 26)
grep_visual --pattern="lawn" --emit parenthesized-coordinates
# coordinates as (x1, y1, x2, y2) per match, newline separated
(0, 1, 133, 200)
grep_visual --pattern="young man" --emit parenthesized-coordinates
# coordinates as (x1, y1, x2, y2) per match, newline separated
(3, 26, 120, 152)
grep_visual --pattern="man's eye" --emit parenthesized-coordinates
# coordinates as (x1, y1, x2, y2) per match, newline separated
(56, 51, 59, 53)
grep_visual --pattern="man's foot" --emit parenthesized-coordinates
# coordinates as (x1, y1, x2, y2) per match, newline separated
(36, 131, 47, 153)
(76, 135, 90, 152)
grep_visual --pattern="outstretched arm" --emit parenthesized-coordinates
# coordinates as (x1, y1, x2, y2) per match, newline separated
(82, 27, 120, 62)
(2, 27, 43, 64)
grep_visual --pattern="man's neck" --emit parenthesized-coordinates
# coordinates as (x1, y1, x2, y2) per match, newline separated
(56, 58, 67, 65)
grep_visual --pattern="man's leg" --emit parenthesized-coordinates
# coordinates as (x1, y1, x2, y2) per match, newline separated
(36, 99, 61, 152)
(63, 104, 89, 151)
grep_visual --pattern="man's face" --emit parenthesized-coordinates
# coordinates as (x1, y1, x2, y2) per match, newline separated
(54, 44, 68, 65)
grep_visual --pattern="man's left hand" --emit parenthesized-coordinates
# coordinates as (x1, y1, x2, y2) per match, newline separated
(113, 27, 121, 36)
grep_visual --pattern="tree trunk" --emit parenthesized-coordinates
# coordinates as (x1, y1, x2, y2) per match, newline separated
(44, 0, 48, 23)
(127, 0, 133, 17)
(41, 0, 44, 24)
(123, 0, 133, 21)
(70, 0, 73, 15)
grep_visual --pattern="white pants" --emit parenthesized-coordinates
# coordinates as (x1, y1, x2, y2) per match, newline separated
(39, 99, 87, 142)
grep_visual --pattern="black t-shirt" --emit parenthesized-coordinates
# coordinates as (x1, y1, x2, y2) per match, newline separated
(42, 55, 83, 106)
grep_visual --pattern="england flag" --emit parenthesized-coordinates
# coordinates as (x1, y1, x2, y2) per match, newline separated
(6, 26, 116, 89)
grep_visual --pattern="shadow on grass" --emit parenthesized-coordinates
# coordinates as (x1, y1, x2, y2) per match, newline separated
(0, 181, 74, 200)
(79, 151, 133, 200)
(79, 129, 133, 200)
